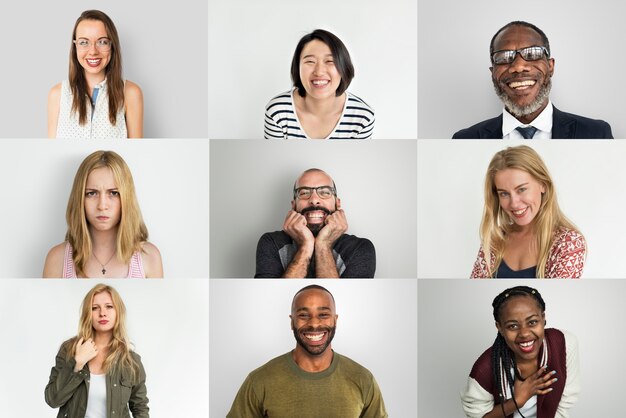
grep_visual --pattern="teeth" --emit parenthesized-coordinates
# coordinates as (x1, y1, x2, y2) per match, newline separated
(513, 208, 527, 215)
(520, 341, 534, 347)
(312, 80, 329, 86)
(509, 80, 536, 88)
(305, 333, 324, 341)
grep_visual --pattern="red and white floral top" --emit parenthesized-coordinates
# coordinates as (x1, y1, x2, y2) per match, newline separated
(470, 227, 586, 278)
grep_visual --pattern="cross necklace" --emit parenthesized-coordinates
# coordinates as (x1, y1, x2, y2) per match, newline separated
(93, 251, 116, 275)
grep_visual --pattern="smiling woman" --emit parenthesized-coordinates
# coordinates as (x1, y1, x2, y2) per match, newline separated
(264, 29, 374, 140)
(471, 145, 586, 278)
(42, 150, 162, 278)
(461, 286, 580, 418)
(47, 10, 143, 138)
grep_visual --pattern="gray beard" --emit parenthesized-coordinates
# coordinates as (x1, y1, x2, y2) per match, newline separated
(493, 77, 552, 118)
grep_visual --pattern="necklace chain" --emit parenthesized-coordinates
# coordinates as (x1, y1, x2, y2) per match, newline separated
(93, 251, 116, 275)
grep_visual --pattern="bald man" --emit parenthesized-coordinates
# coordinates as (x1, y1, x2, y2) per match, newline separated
(254, 168, 375, 278)
(227, 285, 388, 418)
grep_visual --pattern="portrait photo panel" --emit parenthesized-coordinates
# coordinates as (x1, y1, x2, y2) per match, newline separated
(210, 139, 417, 278)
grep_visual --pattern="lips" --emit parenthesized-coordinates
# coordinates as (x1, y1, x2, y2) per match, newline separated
(311, 79, 330, 89)
(302, 331, 328, 345)
(304, 210, 327, 224)
(96, 216, 109, 221)
(517, 339, 536, 353)
(511, 207, 528, 218)
(86, 58, 102, 68)
(508, 79, 536, 90)
(98, 320, 109, 325)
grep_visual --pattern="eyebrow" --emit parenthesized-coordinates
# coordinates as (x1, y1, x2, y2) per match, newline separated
(301, 54, 334, 60)
(503, 313, 539, 325)
(295, 306, 332, 312)
(496, 182, 529, 192)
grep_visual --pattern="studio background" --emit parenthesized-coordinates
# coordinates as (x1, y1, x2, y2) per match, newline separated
(0, 279, 209, 417)
(417, 140, 626, 278)
(210, 279, 417, 417)
(418, 0, 626, 139)
(0, 140, 209, 278)
(0, 0, 207, 138)
(418, 279, 626, 417)
(207, 0, 417, 139)
(210, 139, 417, 278)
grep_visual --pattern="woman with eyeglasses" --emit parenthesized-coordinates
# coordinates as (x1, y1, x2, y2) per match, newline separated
(471, 145, 585, 278)
(48, 10, 143, 138)
(45, 283, 149, 417)
(264, 29, 374, 140)
(43, 150, 162, 278)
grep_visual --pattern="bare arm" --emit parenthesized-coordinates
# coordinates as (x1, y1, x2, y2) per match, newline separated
(43, 243, 65, 278)
(142, 241, 163, 278)
(124, 80, 144, 138)
(47, 83, 61, 138)
(282, 210, 314, 278)
(314, 209, 347, 278)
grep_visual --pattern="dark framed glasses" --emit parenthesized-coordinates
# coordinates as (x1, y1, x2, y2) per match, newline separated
(293, 186, 336, 200)
(491, 46, 549, 65)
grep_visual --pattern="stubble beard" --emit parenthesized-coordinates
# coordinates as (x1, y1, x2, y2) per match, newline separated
(493, 77, 552, 118)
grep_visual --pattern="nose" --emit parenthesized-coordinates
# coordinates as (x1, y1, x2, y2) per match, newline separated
(508, 52, 530, 73)
(97, 194, 108, 210)
(88, 42, 99, 55)
(509, 193, 522, 208)
(313, 61, 326, 75)
(308, 190, 322, 205)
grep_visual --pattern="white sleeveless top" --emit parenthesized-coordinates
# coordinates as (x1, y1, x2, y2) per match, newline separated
(56, 79, 127, 139)
(85, 373, 106, 418)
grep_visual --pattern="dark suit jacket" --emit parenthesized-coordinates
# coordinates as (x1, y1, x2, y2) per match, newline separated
(452, 106, 613, 139)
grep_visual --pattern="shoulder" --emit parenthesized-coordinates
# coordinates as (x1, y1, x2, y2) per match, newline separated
(124, 80, 143, 103)
(265, 90, 293, 111)
(140, 241, 163, 278)
(336, 234, 374, 253)
(246, 352, 293, 382)
(48, 83, 63, 100)
(334, 352, 375, 380)
(43, 242, 68, 278)
(551, 227, 586, 251)
(346, 92, 375, 115)
(553, 107, 613, 138)
(468, 346, 493, 385)
(452, 115, 502, 139)
(258, 230, 292, 247)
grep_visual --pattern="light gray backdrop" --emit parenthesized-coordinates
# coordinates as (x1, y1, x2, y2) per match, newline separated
(418, 0, 626, 138)
(210, 279, 417, 417)
(207, 0, 417, 139)
(0, 279, 209, 417)
(0, 0, 208, 138)
(418, 279, 626, 417)
(418, 140, 626, 278)
(0, 140, 209, 278)
(210, 140, 417, 278)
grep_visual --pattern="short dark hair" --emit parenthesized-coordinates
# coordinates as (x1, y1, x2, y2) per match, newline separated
(290, 29, 355, 98)
(489, 21, 551, 59)
(291, 284, 335, 312)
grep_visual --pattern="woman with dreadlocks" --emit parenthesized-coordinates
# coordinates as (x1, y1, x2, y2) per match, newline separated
(461, 286, 580, 418)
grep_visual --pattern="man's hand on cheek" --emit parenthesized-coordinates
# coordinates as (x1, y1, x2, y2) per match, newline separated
(283, 210, 315, 250)
(316, 209, 348, 248)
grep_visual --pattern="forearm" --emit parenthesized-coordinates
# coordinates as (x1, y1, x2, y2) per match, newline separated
(45, 358, 87, 407)
(314, 244, 339, 278)
(482, 396, 527, 418)
(282, 245, 313, 278)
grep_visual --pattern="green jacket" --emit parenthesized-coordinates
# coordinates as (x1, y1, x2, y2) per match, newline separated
(45, 339, 149, 418)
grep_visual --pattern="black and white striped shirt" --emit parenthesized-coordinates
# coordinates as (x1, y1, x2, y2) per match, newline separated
(264, 89, 375, 139)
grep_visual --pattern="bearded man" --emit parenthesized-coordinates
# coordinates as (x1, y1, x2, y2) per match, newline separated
(254, 168, 375, 278)
(453, 21, 613, 139)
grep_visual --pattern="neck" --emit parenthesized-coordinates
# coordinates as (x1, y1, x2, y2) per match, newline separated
(94, 331, 113, 347)
(513, 99, 549, 125)
(84, 72, 106, 92)
(301, 92, 344, 115)
(89, 226, 118, 248)
(292, 345, 334, 372)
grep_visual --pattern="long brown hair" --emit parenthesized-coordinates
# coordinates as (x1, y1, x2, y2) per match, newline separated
(480, 145, 580, 277)
(65, 151, 148, 277)
(64, 284, 140, 381)
(69, 10, 124, 126)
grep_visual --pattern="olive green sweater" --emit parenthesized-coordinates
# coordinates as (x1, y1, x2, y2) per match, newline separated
(228, 351, 387, 418)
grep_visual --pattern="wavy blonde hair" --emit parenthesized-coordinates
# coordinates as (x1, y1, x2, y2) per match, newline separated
(66, 150, 148, 277)
(480, 145, 579, 277)
(65, 284, 139, 381)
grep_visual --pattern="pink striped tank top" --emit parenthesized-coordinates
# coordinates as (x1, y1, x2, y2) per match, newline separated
(62, 242, 146, 278)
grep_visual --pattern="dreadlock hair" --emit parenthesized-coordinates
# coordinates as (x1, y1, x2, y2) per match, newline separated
(491, 286, 546, 418)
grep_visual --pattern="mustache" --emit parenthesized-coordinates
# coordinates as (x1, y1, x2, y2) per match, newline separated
(299, 206, 332, 216)
(299, 326, 334, 333)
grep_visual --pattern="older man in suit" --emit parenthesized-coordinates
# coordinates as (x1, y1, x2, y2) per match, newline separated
(453, 21, 613, 139)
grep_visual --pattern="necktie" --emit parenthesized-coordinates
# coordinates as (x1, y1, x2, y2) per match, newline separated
(515, 126, 537, 139)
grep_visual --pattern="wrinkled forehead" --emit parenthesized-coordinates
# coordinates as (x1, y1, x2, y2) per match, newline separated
(292, 289, 336, 313)
(493, 25, 545, 51)
(295, 170, 334, 188)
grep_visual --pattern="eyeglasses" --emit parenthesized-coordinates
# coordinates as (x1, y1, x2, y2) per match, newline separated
(293, 186, 336, 200)
(491, 46, 549, 65)
(74, 38, 112, 51)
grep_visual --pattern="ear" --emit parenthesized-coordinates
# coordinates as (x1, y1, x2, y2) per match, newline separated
(542, 311, 546, 326)
(289, 314, 293, 330)
(336, 197, 341, 210)
(291, 200, 296, 211)
(489, 66, 494, 73)
(540, 182, 546, 194)
(495, 321, 502, 334)
(548, 58, 555, 77)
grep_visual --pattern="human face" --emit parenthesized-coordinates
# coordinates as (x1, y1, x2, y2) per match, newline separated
(84, 167, 121, 232)
(91, 291, 116, 334)
(75, 19, 111, 77)
(292, 170, 340, 234)
(494, 168, 545, 229)
(290, 289, 338, 356)
(496, 295, 545, 362)
(490, 25, 554, 120)
(299, 39, 342, 100)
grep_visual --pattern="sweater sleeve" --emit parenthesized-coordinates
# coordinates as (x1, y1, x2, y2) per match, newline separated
(546, 229, 586, 278)
(470, 246, 492, 278)
(556, 331, 581, 418)
(341, 238, 376, 278)
(460, 376, 495, 418)
(129, 354, 150, 418)
(44, 341, 88, 408)
(361, 374, 388, 418)
(226, 373, 265, 418)
(254, 233, 285, 278)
